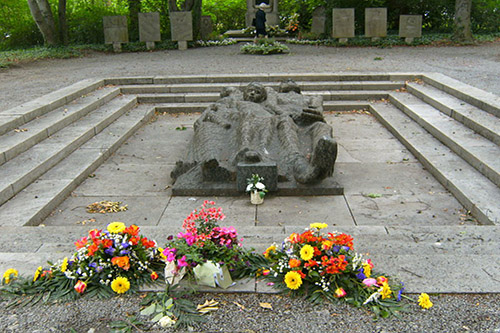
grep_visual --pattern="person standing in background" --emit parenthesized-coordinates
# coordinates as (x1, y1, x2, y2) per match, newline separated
(255, 3, 268, 38)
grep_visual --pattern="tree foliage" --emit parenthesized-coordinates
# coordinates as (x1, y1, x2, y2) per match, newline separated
(0, 0, 498, 50)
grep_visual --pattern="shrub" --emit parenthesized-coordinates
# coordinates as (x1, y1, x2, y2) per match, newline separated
(240, 38, 290, 55)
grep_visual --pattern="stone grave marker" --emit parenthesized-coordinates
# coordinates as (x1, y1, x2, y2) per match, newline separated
(365, 8, 387, 41)
(311, 6, 326, 36)
(139, 12, 161, 49)
(103, 16, 128, 52)
(332, 8, 355, 43)
(200, 16, 213, 40)
(170, 11, 193, 50)
(399, 15, 422, 43)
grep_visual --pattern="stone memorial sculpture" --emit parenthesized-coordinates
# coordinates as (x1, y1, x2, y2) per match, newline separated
(171, 81, 338, 193)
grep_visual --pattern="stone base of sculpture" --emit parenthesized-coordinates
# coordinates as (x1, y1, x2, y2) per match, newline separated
(171, 81, 343, 196)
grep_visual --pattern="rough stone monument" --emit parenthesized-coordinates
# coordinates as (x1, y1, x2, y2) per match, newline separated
(171, 81, 342, 196)
(365, 8, 387, 41)
(245, 0, 279, 27)
(399, 15, 422, 43)
(103, 16, 128, 52)
(311, 6, 326, 36)
(200, 16, 213, 40)
(139, 12, 161, 49)
(332, 8, 355, 43)
(170, 11, 192, 50)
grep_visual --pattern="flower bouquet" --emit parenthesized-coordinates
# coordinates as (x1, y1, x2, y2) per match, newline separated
(161, 201, 262, 287)
(246, 174, 267, 204)
(262, 223, 406, 317)
(1, 222, 165, 302)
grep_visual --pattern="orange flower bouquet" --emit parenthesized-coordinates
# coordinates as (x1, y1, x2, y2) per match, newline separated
(262, 223, 406, 317)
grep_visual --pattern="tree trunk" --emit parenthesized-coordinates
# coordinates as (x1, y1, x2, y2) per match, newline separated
(128, 0, 141, 41)
(27, 0, 59, 45)
(58, 0, 68, 45)
(453, 0, 473, 43)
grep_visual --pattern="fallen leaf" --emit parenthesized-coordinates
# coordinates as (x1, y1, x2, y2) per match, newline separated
(259, 302, 273, 310)
(233, 301, 245, 310)
(365, 193, 382, 198)
(197, 299, 219, 311)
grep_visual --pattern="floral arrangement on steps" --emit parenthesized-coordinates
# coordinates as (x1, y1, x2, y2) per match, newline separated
(0, 222, 165, 302)
(246, 174, 267, 205)
(261, 223, 410, 318)
(161, 200, 265, 287)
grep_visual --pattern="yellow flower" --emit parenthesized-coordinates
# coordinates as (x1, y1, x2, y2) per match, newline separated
(362, 263, 372, 278)
(33, 266, 42, 282)
(111, 276, 131, 294)
(158, 247, 167, 260)
(300, 244, 314, 261)
(264, 244, 276, 259)
(310, 222, 328, 230)
(61, 257, 68, 273)
(107, 222, 126, 234)
(3, 268, 18, 284)
(418, 293, 433, 309)
(284, 271, 302, 290)
(381, 282, 392, 299)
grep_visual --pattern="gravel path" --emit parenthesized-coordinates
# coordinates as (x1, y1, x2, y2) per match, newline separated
(0, 42, 499, 332)
(1, 42, 499, 111)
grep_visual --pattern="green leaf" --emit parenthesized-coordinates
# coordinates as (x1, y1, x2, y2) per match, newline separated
(140, 303, 157, 316)
(151, 312, 164, 323)
(366, 193, 382, 198)
(165, 298, 174, 310)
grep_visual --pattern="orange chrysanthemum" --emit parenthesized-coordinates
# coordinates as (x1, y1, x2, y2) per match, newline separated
(111, 256, 130, 270)
(289, 259, 302, 268)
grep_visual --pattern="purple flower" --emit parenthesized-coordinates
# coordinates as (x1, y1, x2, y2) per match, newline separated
(105, 247, 115, 256)
(88, 262, 97, 268)
(332, 245, 340, 253)
(356, 268, 366, 280)
(162, 248, 177, 262)
(397, 282, 405, 301)
(120, 250, 130, 255)
(96, 266, 103, 273)
(167, 235, 174, 241)
(121, 242, 130, 248)
(177, 255, 188, 267)
(341, 246, 350, 252)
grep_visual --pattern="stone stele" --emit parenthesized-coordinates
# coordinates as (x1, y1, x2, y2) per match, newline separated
(310, 6, 326, 35)
(365, 8, 387, 38)
(332, 8, 355, 38)
(200, 16, 213, 40)
(139, 12, 161, 42)
(170, 11, 193, 41)
(103, 16, 128, 44)
(171, 81, 342, 196)
(399, 15, 422, 38)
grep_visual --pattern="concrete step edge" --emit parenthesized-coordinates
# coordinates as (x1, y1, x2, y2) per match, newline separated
(406, 82, 500, 145)
(0, 104, 156, 227)
(422, 73, 500, 117)
(389, 92, 500, 187)
(105, 73, 420, 85)
(0, 96, 138, 207)
(0, 79, 105, 136)
(0, 87, 121, 167)
(369, 102, 500, 226)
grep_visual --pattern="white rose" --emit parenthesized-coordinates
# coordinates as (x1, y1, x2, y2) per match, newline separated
(246, 184, 253, 192)
(256, 182, 265, 190)
(158, 316, 176, 328)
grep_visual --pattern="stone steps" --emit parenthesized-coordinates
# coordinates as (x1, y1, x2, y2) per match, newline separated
(406, 82, 500, 145)
(0, 87, 120, 167)
(0, 103, 155, 226)
(369, 101, 500, 225)
(0, 225, 498, 292)
(389, 91, 500, 187)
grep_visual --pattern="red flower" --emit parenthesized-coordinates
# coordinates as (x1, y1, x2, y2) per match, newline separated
(87, 243, 99, 256)
(141, 237, 155, 248)
(333, 233, 354, 249)
(75, 237, 88, 249)
(88, 229, 101, 240)
(297, 270, 306, 279)
(129, 237, 139, 245)
(151, 272, 159, 280)
(102, 239, 113, 248)
(304, 260, 318, 268)
(124, 224, 139, 236)
(289, 259, 302, 268)
(111, 256, 130, 270)
(74, 280, 87, 294)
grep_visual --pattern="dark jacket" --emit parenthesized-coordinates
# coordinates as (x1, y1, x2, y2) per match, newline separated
(255, 9, 266, 30)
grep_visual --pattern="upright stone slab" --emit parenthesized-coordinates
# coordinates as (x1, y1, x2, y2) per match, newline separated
(139, 12, 161, 49)
(200, 16, 213, 40)
(245, 0, 279, 27)
(103, 16, 128, 52)
(311, 7, 326, 36)
(237, 162, 278, 192)
(332, 8, 355, 43)
(365, 8, 387, 40)
(170, 11, 193, 50)
(399, 15, 422, 43)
